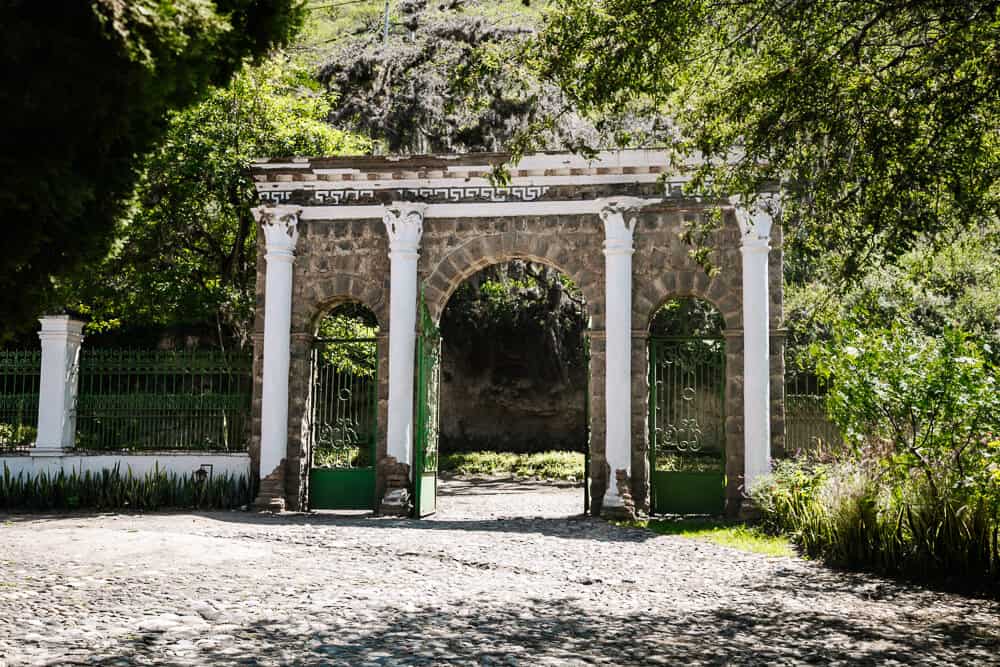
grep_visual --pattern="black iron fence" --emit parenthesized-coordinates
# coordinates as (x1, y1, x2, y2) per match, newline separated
(0, 351, 41, 453)
(74, 349, 253, 452)
(785, 373, 842, 454)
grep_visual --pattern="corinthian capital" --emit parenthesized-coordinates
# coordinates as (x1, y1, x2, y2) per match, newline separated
(253, 205, 301, 253)
(731, 194, 779, 245)
(383, 202, 426, 256)
(598, 197, 647, 255)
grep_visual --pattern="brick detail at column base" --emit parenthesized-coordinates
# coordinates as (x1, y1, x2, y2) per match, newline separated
(378, 456, 412, 516)
(600, 469, 637, 521)
(253, 460, 286, 512)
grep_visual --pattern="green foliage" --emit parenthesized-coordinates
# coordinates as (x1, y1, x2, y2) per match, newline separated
(752, 457, 1000, 587)
(785, 224, 1000, 373)
(0, 463, 253, 512)
(0, 0, 304, 338)
(60, 57, 368, 345)
(814, 326, 999, 502)
(639, 519, 796, 558)
(0, 424, 36, 452)
(442, 261, 586, 384)
(439, 450, 584, 481)
(316, 304, 379, 378)
(655, 451, 722, 474)
(753, 321, 1000, 586)
(535, 0, 1000, 274)
(649, 297, 725, 337)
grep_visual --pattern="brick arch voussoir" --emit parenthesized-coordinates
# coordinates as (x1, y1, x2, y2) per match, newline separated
(425, 235, 599, 326)
(641, 285, 739, 334)
(302, 274, 387, 334)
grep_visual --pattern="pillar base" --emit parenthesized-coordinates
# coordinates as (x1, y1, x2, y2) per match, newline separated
(29, 446, 69, 457)
(600, 469, 637, 521)
(377, 456, 412, 517)
(379, 488, 411, 517)
(253, 460, 286, 512)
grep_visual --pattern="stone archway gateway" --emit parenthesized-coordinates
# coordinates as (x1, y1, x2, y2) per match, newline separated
(248, 150, 784, 518)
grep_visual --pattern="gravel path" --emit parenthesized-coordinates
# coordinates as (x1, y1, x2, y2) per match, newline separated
(1, 477, 998, 666)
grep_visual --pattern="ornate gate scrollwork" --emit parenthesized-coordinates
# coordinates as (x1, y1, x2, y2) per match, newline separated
(649, 336, 726, 514)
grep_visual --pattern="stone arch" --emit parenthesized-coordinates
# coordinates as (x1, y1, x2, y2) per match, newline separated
(638, 279, 740, 333)
(296, 273, 388, 334)
(422, 233, 603, 328)
(645, 292, 735, 334)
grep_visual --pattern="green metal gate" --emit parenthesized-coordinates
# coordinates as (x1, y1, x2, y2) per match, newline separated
(308, 336, 378, 510)
(414, 297, 441, 518)
(648, 336, 726, 514)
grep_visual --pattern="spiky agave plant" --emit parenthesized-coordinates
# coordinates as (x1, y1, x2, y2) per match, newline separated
(0, 463, 252, 512)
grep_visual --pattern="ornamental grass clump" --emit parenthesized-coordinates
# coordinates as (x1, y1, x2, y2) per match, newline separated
(0, 463, 253, 512)
(752, 326, 1000, 588)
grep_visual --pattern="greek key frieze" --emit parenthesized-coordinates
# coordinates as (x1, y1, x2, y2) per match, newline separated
(259, 190, 292, 203)
(398, 186, 552, 203)
(311, 189, 377, 205)
(260, 185, 553, 206)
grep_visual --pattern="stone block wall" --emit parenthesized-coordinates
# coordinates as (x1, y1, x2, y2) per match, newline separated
(251, 184, 783, 516)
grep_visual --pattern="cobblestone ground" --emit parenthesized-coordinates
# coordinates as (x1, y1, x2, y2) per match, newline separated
(1, 476, 999, 666)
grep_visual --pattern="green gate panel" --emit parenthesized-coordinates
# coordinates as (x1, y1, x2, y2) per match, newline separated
(416, 472, 437, 518)
(648, 335, 727, 516)
(309, 467, 376, 510)
(308, 334, 378, 512)
(414, 294, 440, 518)
(652, 471, 725, 515)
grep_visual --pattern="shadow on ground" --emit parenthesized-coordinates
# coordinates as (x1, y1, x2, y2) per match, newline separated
(81, 594, 999, 666)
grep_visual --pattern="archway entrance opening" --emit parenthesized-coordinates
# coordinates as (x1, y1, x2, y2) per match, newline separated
(648, 297, 727, 515)
(308, 302, 380, 511)
(433, 260, 589, 518)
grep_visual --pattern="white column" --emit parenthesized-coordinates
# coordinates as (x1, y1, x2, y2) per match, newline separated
(734, 195, 778, 492)
(32, 315, 85, 456)
(599, 197, 645, 510)
(383, 202, 425, 475)
(253, 205, 301, 480)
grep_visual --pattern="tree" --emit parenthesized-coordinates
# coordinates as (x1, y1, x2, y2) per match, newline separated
(59, 58, 368, 348)
(535, 0, 1000, 276)
(785, 221, 1000, 372)
(0, 0, 304, 338)
(316, 0, 608, 153)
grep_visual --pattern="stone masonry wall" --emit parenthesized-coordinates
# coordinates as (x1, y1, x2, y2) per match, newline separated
(252, 196, 784, 515)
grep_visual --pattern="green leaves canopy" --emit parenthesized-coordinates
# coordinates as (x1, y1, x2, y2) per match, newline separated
(536, 0, 1000, 274)
(60, 58, 367, 346)
(0, 0, 304, 338)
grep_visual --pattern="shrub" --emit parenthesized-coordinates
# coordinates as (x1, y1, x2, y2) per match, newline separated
(814, 326, 999, 502)
(754, 328, 1000, 588)
(439, 451, 585, 481)
(0, 463, 253, 512)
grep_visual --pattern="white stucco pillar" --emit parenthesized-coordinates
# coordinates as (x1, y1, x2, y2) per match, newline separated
(599, 197, 644, 511)
(254, 205, 301, 481)
(32, 315, 85, 456)
(383, 203, 425, 476)
(734, 195, 778, 492)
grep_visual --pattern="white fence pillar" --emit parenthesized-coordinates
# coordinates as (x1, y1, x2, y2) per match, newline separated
(599, 198, 644, 512)
(32, 315, 85, 456)
(735, 196, 778, 492)
(383, 203, 425, 476)
(254, 205, 301, 483)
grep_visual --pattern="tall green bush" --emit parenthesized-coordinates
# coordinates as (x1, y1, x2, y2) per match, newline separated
(753, 326, 1000, 587)
(815, 326, 999, 504)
